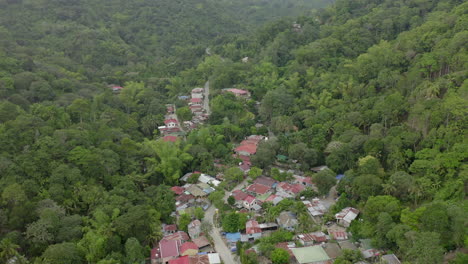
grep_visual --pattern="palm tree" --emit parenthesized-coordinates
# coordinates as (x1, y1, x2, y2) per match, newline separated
(0, 239, 20, 262)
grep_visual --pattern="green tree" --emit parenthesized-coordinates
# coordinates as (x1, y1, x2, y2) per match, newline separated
(178, 213, 191, 233)
(270, 248, 290, 264)
(176, 106, 192, 122)
(41, 242, 84, 264)
(225, 167, 244, 184)
(124, 238, 144, 264)
(0, 239, 20, 263)
(248, 167, 263, 179)
(222, 212, 240, 233)
(405, 232, 444, 264)
(313, 169, 337, 195)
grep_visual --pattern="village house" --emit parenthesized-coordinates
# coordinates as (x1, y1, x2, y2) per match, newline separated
(327, 226, 348, 240)
(276, 211, 298, 231)
(231, 190, 249, 207)
(234, 135, 265, 158)
(290, 246, 332, 264)
(191, 88, 204, 99)
(245, 220, 262, 241)
(176, 193, 195, 204)
(338, 240, 358, 251)
(189, 98, 203, 105)
(167, 105, 175, 114)
(171, 186, 185, 195)
(243, 195, 258, 210)
(258, 222, 278, 232)
(151, 231, 189, 264)
(186, 185, 207, 197)
(164, 224, 178, 235)
(254, 176, 277, 188)
(360, 239, 381, 259)
(265, 194, 284, 205)
(335, 207, 359, 227)
(276, 182, 305, 198)
(234, 144, 257, 157)
(293, 175, 313, 187)
(303, 198, 327, 217)
(180, 242, 198, 256)
(165, 119, 179, 128)
(208, 253, 221, 264)
(111, 85, 123, 92)
(297, 231, 329, 246)
(323, 243, 343, 259)
(223, 88, 251, 98)
(310, 165, 328, 173)
(192, 236, 211, 251)
(246, 183, 271, 196)
(188, 219, 201, 239)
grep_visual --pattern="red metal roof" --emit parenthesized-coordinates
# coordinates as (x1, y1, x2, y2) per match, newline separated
(246, 220, 261, 234)
(180, 242, 198, 254)
(232, 190, 249, 201)
(163, 231, 189, 242)
(254, 176, 277, 187)
(226, 88, 249, 95)
(189, 255, 210, 264)
(164, 136, 179, 142)
(176, 193, 194, 202)
(169, 256, 190, 264)
(171, 186, 185, 195)
(165, 224, 178, 232)
(278, 182, 305, 194)
(159, 239, 181, 259)
(244, 195, 256, 203)
(246, 183, 271, 195)
(165, 119, 179, 124)
(235, 144, 257, 155)
(192, 236, 210, 248)
(265, 194, 277, 202)
(190, 98, 202, 103)
(328, 230, 348, 240)
(239, 162, 251, 172)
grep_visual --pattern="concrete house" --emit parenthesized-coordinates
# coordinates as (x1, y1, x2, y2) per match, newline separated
(245, 220, 262, 240)
(191, 88, 204, 99)
(276, 211, 298, 231)
(188, 219, 201, 239)
(335, 207, 359, 227)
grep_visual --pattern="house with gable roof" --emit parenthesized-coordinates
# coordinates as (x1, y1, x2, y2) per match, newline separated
(335, 207, 359, 227)
(245, 219, 262, 240)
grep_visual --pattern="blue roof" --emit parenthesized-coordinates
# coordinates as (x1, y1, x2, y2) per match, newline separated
(226, 232, 241, 242)
(336, 174, 345, 180)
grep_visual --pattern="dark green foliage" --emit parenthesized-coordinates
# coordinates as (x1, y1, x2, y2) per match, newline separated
(313, 169, 337, 195)
(0, 0, 467, 263)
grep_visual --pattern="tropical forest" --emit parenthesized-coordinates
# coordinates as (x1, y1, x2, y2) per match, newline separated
(0, 0, 466, 264)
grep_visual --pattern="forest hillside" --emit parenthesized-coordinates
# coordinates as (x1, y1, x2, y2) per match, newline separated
(0, 0, 466, 264)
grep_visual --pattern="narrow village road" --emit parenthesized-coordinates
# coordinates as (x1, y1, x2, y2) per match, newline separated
(203, 81, 210, 115)
(203, 179, 248, 264)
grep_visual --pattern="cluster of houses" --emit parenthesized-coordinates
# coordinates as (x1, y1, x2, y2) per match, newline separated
(159, 104, 184, 141)
(180, 88, 209, 130)
(236, 204, 400, 264)
(233, 135, 266, 173)
(151, 173, 225, 264)
(172, 173, 222, 213)
(230, 174, 316, 213)
(150, 225, 221, 264)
